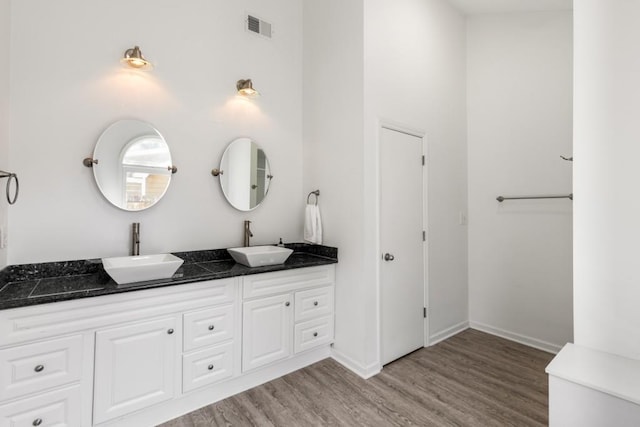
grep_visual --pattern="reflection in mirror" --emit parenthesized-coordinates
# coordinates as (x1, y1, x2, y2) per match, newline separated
(219, 138, 272, 211)
(92, 120, 173, 211)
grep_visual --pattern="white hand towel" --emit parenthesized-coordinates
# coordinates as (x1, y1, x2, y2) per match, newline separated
(304, 204, 323, 244)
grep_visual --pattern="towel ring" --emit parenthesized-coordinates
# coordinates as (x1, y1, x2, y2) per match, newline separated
(0, 170, 18, 205)
(307, 190, 320, 205)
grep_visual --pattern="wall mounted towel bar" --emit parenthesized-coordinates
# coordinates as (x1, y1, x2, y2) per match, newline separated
(497, 194, 573, 202)
(0, 170, 18, 205)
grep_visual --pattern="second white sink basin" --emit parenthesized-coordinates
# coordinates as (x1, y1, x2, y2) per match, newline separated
(102, 254, 184, 284)
(227, 246, 293, 267)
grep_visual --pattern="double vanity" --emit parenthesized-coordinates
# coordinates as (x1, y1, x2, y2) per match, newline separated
(0, 116, 329, 425)
(0, 244, 337, 426)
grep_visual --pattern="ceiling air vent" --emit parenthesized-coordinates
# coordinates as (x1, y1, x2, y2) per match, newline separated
(247, 14, 272, 38)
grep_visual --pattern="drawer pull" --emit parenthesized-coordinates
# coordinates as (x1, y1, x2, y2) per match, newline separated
(313, 301, 319, 306)
(208, 364, 214, 370)
(167, 328, 174, 335)
(313, 332, 318, 337)
(34, 364, 45, 373)
(33, 419, 43, 426)
(285, 302, 290, 307)
(208, 325, 215, 331)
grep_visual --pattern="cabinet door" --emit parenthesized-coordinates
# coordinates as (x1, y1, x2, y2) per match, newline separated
(93, 316, 178, 424)
(242, 294, 292, 372)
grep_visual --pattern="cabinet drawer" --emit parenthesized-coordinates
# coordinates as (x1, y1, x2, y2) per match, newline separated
(243, 266, 334, 299)
(0, 385, 82, 427)
(294, 316, 334, 354)
(183, 304, 234, 352)
(294, 286, 334, 322)
(182, 342, 234, 393)
(0, 335, 83, 402)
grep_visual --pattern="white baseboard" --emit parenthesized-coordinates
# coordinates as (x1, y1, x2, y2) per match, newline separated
(331, 347, 381, 379)
(429, 321, 470, 346)
(469, 321, 562, 354)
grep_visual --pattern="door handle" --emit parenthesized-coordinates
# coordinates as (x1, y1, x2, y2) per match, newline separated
(383, 253, 395, 261)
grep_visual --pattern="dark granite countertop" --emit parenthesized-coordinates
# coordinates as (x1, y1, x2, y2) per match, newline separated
(0, 243, 337, 311)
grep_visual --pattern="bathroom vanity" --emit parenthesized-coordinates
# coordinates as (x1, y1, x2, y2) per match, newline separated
(0, 245, 337, 427)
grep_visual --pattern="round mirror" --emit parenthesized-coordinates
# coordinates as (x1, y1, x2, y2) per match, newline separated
(218, 138, 272, 211)
(91, 119, 174, 211)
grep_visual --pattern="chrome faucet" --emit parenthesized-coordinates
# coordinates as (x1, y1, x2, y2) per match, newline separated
(132, 222, 140, 256)
(243, 220, 253, 247)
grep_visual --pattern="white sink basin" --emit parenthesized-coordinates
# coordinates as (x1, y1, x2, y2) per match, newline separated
(227, 246, 293, 268)
(102, 254, 184, 284)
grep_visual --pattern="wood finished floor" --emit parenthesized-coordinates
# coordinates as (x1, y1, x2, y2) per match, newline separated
(160, 329, 554, 427)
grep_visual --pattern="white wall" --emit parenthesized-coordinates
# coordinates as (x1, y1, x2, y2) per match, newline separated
(363, 0, 468, 346)
(574, 0, 640, 360)
(8, 0, 303, 264)
(302, 0, 370, 374)
(467, 11, 573, 352)
(0, 0, 9, 269)
(303, 0, 467, 375)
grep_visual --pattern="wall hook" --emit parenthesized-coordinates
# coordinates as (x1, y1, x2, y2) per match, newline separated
(560, 155, 573, 162)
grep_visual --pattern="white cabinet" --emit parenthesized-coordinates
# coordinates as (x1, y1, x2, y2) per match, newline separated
(242, 267, 335, 373)
(0, 385, 82, 427)
(294, 315, 334, 354)
(0, 335, 84, 401)
(183, 304, 234, 352)
(182, 342, 234, 393)
(181, 303, 238, 394)
(293, 286, 334, 354)
(93, 316, 178, 424)
(0, 265, 334, 426)
(242, 294, 293, 372)
(0, 332, 90, 427)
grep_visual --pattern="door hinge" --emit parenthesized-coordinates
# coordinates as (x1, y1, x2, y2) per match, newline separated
(422, 230, 426, 242)
(422, 155, 425, 166)
(423, 307, 427, 318)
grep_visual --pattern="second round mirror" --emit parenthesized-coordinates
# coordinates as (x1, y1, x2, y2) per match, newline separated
(217, 138, 272, 211)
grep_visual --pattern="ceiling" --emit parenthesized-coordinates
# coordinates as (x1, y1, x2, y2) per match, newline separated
(448, 0, 572, 15)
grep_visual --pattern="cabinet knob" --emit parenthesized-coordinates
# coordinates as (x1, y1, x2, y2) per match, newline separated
(33, 419, 43, 426)
(313, 332, 318, 337)
(313, 301, 318, 306)
(167, 328, 174, 335)
(208, 325, 215, 331)
(208, 364, 214, 370)
(34, 365, 44, 373)
(285, 302, 290, 307)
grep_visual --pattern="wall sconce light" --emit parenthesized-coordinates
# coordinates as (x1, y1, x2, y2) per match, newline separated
(121, 45, 152, 70)
(236, 79, 259, 97)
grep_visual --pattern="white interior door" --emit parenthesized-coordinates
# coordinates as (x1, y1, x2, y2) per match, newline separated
(380, 126, 425, 366)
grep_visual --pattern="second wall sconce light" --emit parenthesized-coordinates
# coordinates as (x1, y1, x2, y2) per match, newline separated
(236, 79, 259, 97)
(122, 45, 152, 70)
